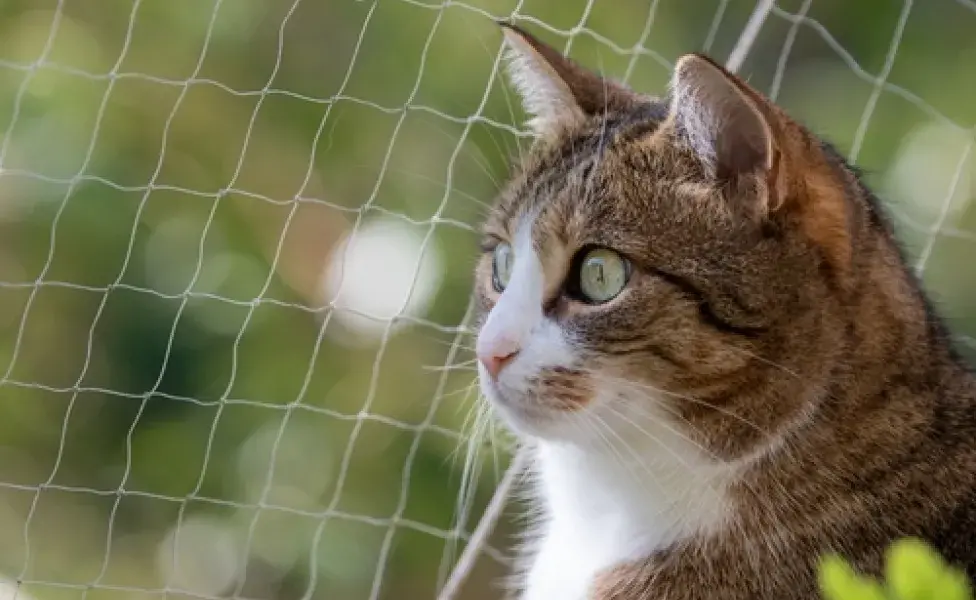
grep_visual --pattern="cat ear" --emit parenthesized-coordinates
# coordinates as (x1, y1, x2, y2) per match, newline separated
(667, 53, 775, 182)
(499, 22, 637, 137)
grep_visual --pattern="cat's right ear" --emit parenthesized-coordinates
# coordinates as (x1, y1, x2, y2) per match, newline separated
(498, 22, 637, 137)
(666, 53, 777, 186)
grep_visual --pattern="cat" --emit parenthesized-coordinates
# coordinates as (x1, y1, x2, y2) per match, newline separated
(471, 21, 976, 600)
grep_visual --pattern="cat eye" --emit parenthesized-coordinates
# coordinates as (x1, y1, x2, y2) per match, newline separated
(576, 248, 630, 304)
(491, 242, 515, 292)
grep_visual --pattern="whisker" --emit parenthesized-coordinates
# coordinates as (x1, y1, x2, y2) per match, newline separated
(448, 385, 480, 466)
(582, 410, 726, 529)
(343, 162, 493, 211)
(423, 337, 478, 353)
(600, 400, 718, 468)
(474, 30, 524, 167)
(448, 409, 486, 572)
(422, 360, 479, 373)
(488, 412, 501, 485)
(433, 385, 481, 409)
(601, 388, 802, 526)
(421, 110, 503, 194)
(584, 369, 776, 440)
(719, 343, 802, 380)
(573, 409, 658, 492)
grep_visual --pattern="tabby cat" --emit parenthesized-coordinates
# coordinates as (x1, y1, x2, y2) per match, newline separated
(472, 22, 976, 600)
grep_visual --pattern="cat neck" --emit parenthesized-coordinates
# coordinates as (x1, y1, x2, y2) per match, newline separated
(836, 199, 975, 405)
(517, 424, 731, 600)
(528, 400, 734, 556)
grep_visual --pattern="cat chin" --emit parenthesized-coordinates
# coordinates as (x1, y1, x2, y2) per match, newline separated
(480, 378, 592, 442)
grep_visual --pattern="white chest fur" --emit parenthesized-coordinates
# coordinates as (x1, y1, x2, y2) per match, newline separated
(518, 418, 731, 600)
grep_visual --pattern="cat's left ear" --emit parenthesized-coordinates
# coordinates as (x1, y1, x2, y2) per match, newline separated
(499, 22, 638, 137)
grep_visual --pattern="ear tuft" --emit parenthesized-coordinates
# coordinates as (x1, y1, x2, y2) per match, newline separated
(668, 54, 774, 181)
(499, 23, 585, 136)
(498, 23, 640, 138)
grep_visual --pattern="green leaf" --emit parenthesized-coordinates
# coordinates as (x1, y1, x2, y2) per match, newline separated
(886, 538, 972, 600)
(886, 538, 944, 600)
(818, 538, 973, 600)
(819, 554, 888, 600)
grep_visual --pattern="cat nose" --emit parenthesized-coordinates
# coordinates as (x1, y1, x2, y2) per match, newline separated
(477, 337, 521, 380)
(479, 349, 519, 379)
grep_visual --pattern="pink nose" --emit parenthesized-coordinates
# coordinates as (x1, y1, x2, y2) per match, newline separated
(478, 348, 519, 379)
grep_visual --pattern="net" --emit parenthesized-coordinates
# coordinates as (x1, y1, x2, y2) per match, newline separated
(0, 1, 973, 599)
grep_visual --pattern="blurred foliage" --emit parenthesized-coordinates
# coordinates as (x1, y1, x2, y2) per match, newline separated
(819, 538, 972, 600)
(0, 0, 973, 599)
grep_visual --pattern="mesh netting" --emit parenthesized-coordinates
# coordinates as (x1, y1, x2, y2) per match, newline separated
(0, 0, 973, 599)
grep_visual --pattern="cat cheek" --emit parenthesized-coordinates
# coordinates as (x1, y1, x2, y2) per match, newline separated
(475, 295, 494, 316)
(474, 284, 498, 315)
(536, 367, 593, 411)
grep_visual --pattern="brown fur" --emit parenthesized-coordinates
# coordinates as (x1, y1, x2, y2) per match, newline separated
(475, 23, 976, 599)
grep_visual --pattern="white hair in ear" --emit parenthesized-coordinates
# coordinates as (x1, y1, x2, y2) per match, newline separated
(500, 27, 584, 136)
(667, 54, 773, 179)
(668, 78, 720, 171)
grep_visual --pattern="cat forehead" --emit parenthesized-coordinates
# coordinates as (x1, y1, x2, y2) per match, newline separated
(485, 101, 712, 246)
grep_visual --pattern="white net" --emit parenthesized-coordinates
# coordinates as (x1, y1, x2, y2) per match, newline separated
(0, 1, 973, 599)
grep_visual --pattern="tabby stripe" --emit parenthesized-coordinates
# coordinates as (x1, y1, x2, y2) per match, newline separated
(601, 339, 688, 369)
(646, 266, 768, 339)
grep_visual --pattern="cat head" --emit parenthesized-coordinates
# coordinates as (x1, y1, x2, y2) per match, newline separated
(474, 23, 871, 459)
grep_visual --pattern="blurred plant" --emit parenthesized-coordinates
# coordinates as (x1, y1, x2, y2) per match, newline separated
(819, 538, 972, 600)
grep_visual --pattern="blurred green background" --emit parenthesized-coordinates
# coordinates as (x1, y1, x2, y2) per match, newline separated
(0, 0, 973, 599)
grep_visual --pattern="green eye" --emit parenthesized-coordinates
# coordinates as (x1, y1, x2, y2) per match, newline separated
(578, 248, 629, 303)
(491, 242, 514, 291)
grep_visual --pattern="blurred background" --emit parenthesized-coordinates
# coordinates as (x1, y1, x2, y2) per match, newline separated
(0, 0, 973, 599)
